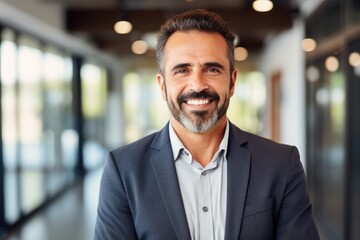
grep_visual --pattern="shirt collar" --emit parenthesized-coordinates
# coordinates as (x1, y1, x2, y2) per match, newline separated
(169, 119, 230, 161)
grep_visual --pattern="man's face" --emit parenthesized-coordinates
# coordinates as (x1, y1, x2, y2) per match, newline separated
(157, 30, 237, 133)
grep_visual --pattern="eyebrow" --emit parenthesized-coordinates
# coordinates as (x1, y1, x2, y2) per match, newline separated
(171, 63, 191, 72)
(170, 62, 225, 72)
(204, 62, 225, 70)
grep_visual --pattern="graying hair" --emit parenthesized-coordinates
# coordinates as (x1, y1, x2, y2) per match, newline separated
(156, 9, 236, 75)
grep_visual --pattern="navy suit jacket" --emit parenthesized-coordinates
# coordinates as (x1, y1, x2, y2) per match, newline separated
(94, 122, 319, 240)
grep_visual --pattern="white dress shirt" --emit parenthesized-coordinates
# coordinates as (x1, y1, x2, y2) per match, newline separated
(169, 121, 229, 240)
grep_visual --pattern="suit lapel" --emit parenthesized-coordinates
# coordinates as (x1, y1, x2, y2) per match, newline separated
(149, 122, 251, 240)
(149, 124, 191, 240)
(225, 124, 251, 240)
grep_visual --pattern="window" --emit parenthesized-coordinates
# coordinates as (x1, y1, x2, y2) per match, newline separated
(81, 63, 108, 170)
(1, 30, 78, 226)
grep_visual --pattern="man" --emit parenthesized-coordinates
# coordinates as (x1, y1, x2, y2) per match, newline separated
(94, 9, 319, 240)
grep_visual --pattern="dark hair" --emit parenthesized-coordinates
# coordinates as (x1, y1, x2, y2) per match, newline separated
(156, 9, 236, 75)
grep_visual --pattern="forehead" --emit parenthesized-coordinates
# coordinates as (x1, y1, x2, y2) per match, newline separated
(163, 30, 229, 68)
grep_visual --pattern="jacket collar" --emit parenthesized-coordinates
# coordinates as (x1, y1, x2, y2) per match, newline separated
(224, 123, 251, 240)
(150, 122, 192, 240)
(149, 122, 251, 240)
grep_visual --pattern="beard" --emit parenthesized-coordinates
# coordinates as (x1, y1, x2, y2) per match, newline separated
(166, 89, 230, 133)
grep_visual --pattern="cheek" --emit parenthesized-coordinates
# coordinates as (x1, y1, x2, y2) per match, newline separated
(166, 83, 184, 100)
(162, 87, 176, 104)
(169, 90, 181, 103)
(217, 84, 231, 97)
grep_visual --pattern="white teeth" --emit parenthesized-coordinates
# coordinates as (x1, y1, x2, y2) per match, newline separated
(187, 99, 210, 105)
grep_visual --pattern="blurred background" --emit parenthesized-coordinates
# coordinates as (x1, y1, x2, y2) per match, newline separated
(0, 0, 359, 239)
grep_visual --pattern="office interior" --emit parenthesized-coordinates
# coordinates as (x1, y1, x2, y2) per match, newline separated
(0, 0, 359, 239)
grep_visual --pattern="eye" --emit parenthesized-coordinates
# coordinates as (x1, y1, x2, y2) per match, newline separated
(207, 67, 219, 72)
(205, 67, 221, 75)
(174, 68, 189, 75)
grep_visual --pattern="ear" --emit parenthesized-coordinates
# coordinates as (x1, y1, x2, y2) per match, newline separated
(157, 73, 167, 101)
(230, 68, 237, 97)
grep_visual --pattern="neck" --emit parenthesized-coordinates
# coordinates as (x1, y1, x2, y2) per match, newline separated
(171, 116, 227, 167)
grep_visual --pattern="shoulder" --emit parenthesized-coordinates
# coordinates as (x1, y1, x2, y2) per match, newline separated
(229, 123, 294, 152)
(109, 123, 170, 167)
(113, 132, 157, 154)
(229, 123, 299, 171)
(110, 132, 158, 163)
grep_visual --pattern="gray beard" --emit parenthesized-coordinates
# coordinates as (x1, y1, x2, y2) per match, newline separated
(167, 96, 229, 133)
(178, 109, 219, 133)
(163, 80, 230, 133)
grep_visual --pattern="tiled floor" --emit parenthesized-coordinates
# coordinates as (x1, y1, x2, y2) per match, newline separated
(3, 169, 103, 240)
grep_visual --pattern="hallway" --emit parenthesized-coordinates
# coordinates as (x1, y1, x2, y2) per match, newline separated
(1, 0, 360, 239)
(2, 169, 102, 240)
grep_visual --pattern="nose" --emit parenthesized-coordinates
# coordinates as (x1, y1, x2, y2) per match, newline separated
(189, 70, 208, 92)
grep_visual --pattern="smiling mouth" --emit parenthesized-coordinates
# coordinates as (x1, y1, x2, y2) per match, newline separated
(186, 99, 211, 106)
(178, 90, 219, 108)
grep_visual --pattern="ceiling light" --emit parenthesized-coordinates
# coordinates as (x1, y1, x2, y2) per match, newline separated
(114, 20, 133, 34)
(234, 47, 248, 61)
(349, 52, 360, 67)
(131, 40, 148, 55)
(302, 38, 317, 52)
(325, 56, 339, 72)
(252, 0, 273, 12)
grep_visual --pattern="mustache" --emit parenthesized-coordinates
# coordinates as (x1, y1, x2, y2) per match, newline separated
(177, 90, 220, 103)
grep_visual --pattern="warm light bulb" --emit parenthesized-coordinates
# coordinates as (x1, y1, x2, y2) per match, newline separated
(234, 47, 248, 61)
(349, 52, 360, 67)
(302, 38, 317, 52)
(325, 56, 339, 72)
(131, 40, 148, 55)
(252, 0, 273, 12)
(114, 20, 132, 34)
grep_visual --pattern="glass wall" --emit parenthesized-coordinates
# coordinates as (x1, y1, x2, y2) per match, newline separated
(42, 47, 77, 196)
(0, 28, 84, 229)
(347, 37, 360, 240)
(122, 69, 168, 143)
(0, 8, 113, 233)
(1, 28, 20, 225)
(228, 71, 266, 134)
(305, 0, 360, 239)
(0, 27, 112, 235)
(305, 53, 346, 239)
(81, 63, 108, 170)
(18, 35, 47, 215)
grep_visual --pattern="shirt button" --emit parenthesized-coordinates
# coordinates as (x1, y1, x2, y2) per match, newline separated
(201, 171, 206, 176)
(184, 151, 189, 156)
(202, 206, 208, 212)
